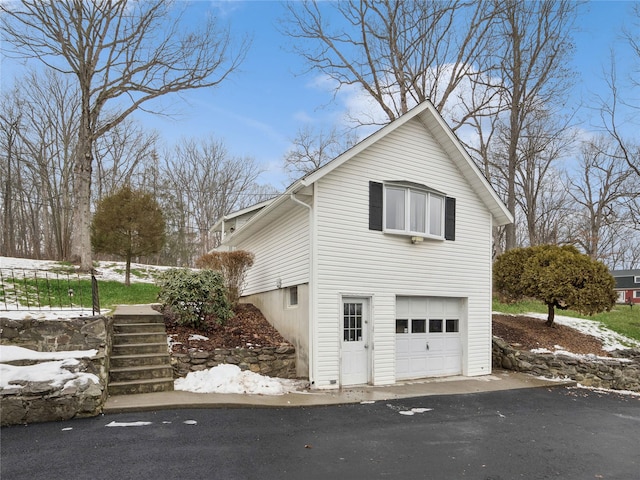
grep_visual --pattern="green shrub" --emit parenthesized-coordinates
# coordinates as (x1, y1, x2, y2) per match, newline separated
(155, 268, 233, 328)
(494, 245, 617, 326)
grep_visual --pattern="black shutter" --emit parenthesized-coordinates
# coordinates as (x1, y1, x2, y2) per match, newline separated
(369, 181, 383, 231)
(445, 196, 456, 241)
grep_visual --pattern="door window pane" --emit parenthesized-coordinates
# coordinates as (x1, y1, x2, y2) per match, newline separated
(412, 319, 426, 333)
(446, 319, 459, 333)
(429, 319, 443, 333)
(343, 303, 363, 342)
(386, 187, 405, 230)
(410, 191, 426, 233)
(396, 319, 409, 334)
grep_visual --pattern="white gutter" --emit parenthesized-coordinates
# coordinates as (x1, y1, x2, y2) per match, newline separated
(290, 191, 316, 387)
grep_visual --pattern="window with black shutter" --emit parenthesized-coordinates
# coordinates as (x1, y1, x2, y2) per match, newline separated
(369, 181, 455, 241)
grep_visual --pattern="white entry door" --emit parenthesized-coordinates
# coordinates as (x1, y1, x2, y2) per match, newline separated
(340, 298, 370, 386)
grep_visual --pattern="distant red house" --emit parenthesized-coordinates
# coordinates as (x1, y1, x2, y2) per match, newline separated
(611, 270, 640, 304)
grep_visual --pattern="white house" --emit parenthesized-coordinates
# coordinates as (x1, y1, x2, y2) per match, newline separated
(212, 100, 512, 389)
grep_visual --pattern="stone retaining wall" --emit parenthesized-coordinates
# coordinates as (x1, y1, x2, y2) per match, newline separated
(171, 345, 297, 379)
(0, 315, 112, 426)
(492, 337, 640, 391)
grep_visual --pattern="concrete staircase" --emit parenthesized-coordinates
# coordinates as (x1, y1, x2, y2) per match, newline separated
(108, 305, 174, 396)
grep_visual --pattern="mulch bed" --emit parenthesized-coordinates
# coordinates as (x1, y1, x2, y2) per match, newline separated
(163, 304, 610, 357)
(164, 303, 290, 354)
(492, 314, 610, 356)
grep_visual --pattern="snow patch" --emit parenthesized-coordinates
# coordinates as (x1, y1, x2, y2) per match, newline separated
(0, 345, 97, 362)
(174, 364, 306, 395)
(0, 359, 99, 389)
(572, 385, 640, 398)
(524, 312, 640, 351)
(188, 334, 209, 341)
(411, 408, 432, 413)
(105, 421, 153, 427)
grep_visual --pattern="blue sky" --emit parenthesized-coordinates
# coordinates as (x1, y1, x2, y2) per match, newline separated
(144, 0, 639, 188)
(2, 1, 638, 189)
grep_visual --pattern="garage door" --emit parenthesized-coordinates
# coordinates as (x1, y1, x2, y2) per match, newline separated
(396, 297, 462, 380)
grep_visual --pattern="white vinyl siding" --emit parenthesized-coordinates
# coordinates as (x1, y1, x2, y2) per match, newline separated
(313, 117, 494, 386)
(240, 205, 309, 296)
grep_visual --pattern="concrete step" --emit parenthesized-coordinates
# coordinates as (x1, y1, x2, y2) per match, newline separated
(109, 365, 174, 382)
(113, 322, 166, 334)
(108, 377, 174, 396)
(112, 313, 164, 324)
(109, 305, 173, 396)
(110, 353, 172, 368)
(112, 332, 167, 345)
(111, 342, 168, 356)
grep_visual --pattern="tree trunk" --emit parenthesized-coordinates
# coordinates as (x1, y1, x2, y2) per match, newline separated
(71, 99, 94, 271)
(545, 303, 555, 327)
(125, 254, 131, 287)
(2, 137, 14, 257)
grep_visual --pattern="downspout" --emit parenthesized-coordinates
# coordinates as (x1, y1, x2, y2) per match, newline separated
(290, 192, 315, 387)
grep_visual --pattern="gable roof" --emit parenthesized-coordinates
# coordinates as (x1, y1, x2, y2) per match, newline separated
(220, 100, 512, 245)
(611, 269, 640, 277)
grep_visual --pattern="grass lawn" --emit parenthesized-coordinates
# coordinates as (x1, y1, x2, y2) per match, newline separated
(493, 298, 640, 342)
(0, 277, 159, 311)
(97, 281, 160, 309)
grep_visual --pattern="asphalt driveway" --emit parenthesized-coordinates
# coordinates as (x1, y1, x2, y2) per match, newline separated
(2, 386, 638, 480)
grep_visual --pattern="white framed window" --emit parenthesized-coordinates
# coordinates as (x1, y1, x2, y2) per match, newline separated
(634, 276, 640, 284)
(287, 286, 298, 307)
(634, 290, 640, 299)
(383, 184, 445, 239)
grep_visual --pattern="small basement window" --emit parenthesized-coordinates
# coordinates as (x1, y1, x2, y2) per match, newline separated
(288, 286, 298, 307)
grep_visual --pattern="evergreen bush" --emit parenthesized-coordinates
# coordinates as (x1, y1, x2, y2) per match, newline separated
(156, 268, 233, 328)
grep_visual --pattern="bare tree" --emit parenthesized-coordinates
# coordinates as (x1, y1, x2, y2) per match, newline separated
(1, 0, 249, 270)
(283, 125, 359, 179)
(490, 0, 580, 250)
(93, 119, 159, 202)
(283, 0, 496, 129)
(597, 56, 640, 178)
(0, 70, 80, 260)
(567, 137, 635, 262)
(162, 137, 271, 264)
(512, 110, 575, 246)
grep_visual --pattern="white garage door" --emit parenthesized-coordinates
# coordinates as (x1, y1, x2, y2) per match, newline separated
(396, 297, 462, 380)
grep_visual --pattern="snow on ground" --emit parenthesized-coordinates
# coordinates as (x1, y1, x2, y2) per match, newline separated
(0, 309, 98, 320)
(174, 364, 308, 395)
(1, 255, 172, 319)
(0, 346, 100, 391)
(523, 312, 640, 351)
(0, 359, 99, 390)
(0, 345, 97, 362)
(1, 255, 173, 284)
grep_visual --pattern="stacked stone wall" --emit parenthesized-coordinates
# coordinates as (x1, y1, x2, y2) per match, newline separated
(0, 315, 112, 426)
(492, 337, 640, 391)
(171, 345, 297, 379)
